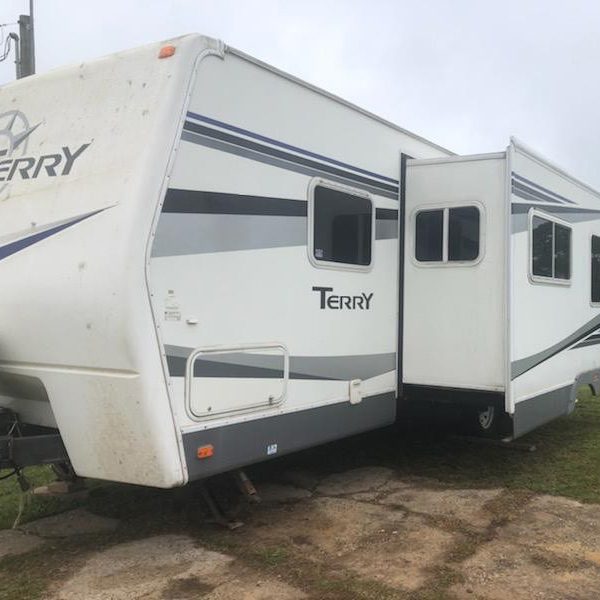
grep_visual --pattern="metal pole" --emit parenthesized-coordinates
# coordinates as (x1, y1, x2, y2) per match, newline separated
(18, 15, 33, 77)
(29, 0, 35, 74)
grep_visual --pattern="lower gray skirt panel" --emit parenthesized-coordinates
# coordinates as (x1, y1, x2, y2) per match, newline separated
(513, 384, 575, 438)
(182, 392, 396, 481)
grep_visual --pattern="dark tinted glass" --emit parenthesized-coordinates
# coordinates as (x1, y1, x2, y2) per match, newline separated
(592, 236, 600, 302)
(448, 206, 480, 261)
(313, 186, 372, 265)
(554, 224, 571, 280)
(532, 216, 553, 277)
(415, 209, 443, 262)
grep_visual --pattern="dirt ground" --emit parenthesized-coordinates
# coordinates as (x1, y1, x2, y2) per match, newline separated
(4, 464, 600, 599)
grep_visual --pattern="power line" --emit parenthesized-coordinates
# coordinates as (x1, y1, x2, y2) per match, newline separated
(0, 26, 17, 63)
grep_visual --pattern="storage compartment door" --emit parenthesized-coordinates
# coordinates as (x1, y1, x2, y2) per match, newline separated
(185, 344, 288, 418)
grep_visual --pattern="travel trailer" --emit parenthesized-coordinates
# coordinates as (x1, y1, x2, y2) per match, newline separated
(1, 34, 599, 489)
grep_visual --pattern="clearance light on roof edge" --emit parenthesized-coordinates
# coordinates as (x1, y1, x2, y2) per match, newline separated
(158, 45, 176, 59)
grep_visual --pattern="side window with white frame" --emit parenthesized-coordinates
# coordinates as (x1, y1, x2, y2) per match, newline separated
(530, 211, 571, 283)
(591, 235, 600, 303)
(311, 183, 373, 268)
(415, 205, 481, 264)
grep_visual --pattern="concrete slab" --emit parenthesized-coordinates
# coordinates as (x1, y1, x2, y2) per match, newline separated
(54, 535, 233, 600)
(341, 513, 459, 592)
(52, 535, 307, 600)
(258, 483, 312, 503)
(281, 469, 320, 491)
(316, 467, 395, 496)
(379, 486, 503, 529)
(452, 538, 600, 600)
(0, 529, 44, 559)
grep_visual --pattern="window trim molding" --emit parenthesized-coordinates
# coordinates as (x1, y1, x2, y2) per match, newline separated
(410, 201, 485, 268)
(590, 233, 600, 307)
(528, 208, 572, 286)
(307, 177, 375, 272)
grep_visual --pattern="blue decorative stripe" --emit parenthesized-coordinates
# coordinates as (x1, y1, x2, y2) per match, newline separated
(512, 180, 564, 205)
(0, 209, 105, 262)
(182, 121, 398, 199)
(512, 173, 577, 205)
(186, 111, 399, 186)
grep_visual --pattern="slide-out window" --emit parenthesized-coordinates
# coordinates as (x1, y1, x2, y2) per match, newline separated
(415, 206, 480, 263)
(312, 184, 373, 267)
(531, 213, 571, 282)
(592, 236, 600, 303)
(415, 210, 443, 261)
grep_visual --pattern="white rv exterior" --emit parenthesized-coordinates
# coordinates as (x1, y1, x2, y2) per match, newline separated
(0, 34, 598, 487)
(404, 142, 600, 436)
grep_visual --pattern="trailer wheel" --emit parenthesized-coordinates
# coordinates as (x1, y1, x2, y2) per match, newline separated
(472, 405, 499, 437)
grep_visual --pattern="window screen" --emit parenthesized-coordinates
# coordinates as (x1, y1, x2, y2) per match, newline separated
(415, 209, 443, 261)
(592, 236, 600, 302)
(532, 216, 553, 277)
(531, 214, 571, 281)
(554, 224, 571, 280)
(313, 185, 372, 266)
(448, 207, 480, 261)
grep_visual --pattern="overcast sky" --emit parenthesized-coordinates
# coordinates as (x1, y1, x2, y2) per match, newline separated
(1, 0, 599, 186)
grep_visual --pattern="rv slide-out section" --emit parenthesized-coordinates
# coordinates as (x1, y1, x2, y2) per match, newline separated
(402, 153, 509, 433)
(402, 142, 600, 439)
(403, 154, 507, 392)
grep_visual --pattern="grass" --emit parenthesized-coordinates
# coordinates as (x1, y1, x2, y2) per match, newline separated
(0, 466, 85, 530)
(0, 389, 599, 599)
(1, 389, 600, 531)
(256, 387, 600, 503)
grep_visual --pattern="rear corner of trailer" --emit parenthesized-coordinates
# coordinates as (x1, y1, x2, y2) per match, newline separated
(508, 138, 600, 438)
(0, 34, 221, 487)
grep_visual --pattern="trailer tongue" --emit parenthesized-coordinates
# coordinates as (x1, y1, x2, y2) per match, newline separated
(0, 408, 67, 486)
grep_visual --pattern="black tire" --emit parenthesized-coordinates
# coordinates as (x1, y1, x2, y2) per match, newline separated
(471, 404, 501, 438)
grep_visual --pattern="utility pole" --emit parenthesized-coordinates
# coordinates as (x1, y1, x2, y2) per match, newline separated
(16, 0, 35, 78)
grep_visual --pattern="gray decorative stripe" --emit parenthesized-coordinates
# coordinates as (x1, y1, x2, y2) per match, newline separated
(152, 212, 397, 257)
(165, 345, 396, 381)
(187, 111, 400, 186)
(512, 184, 563, 206)
(571, 338, 600, 350)
(512, 173, 577, 205)
(375, 219, 398, 240)
(184, 120, 398, 194)
(511, 202, 600, 234)
(511, 203, 600, 216)
(570, 332, 600, 350)
(168, 356, 300, 380)
(152, 213, 307, 256)
(511, 313, 600, 379)
(181, 130, 398, 200)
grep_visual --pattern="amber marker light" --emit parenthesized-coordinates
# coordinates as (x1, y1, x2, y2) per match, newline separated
(197, 444, 214, 459)
(158, 45, 176, 59)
